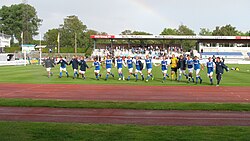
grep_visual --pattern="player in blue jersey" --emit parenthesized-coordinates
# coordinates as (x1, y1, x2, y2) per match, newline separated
(193, 56, 203, 84)
(186, 55, 194, 83)
(134, 56, 144, 82)
(207, 57, 216, 85)
(160, 56, 170, 83)
(78, 56, 89, 80)
(69, 55, 79, 79)
(103, 55, 114, 81)
(57, 56, 69, 78)
(92, 58, 102, 80)
(145, 55, 154, 82)
(125, 56, 135, 81)
(115, 56, 125, 81)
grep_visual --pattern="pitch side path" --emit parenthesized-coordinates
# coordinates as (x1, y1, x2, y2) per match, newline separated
(0, 83, 249, 102)
(0, 83, 250, 126)
(0, 107, 250, 126)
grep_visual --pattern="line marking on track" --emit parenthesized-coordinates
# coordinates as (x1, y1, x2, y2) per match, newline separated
(1, 113, 250, 121)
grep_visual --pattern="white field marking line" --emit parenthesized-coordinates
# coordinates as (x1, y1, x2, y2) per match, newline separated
(0, 85, 44, 96)
(0, 113, 250, 121)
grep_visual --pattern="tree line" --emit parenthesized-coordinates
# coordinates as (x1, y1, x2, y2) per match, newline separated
(0, 4, 250, 52)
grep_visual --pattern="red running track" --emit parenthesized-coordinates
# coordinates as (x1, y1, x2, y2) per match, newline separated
(0, 107, 249, 126)
(0, 83, 249, 102)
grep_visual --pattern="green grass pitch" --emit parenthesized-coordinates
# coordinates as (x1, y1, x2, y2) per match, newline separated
(0, 63, 249, 86)
(0, 63, 250, 141)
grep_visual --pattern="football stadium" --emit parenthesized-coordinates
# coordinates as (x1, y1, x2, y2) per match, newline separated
(0, 1, 250, 141)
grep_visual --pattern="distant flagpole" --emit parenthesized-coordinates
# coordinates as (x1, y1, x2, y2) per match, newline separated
(57, 32, 60, 53)
(39, 31, 42, 46)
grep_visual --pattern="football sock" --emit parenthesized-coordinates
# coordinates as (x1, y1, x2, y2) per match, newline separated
(217, 80, 220, 85)
(171, 74, 174, 80)
(135, 74, 138, 80)
(178, 75, 182, 81)
(127, 76, 130, 80)
(146, 75, 150, 80)
(59, 72, 62, 77)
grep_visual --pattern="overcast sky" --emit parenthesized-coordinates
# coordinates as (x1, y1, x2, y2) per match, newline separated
(1, 0, 250, 39)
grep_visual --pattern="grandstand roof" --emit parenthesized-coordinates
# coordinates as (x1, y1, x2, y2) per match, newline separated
(90, 35, 250, 40)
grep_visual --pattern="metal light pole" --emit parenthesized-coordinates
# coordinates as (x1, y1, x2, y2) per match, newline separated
(36, 45, 46, 65)
(74, 32, 77, 53)
(57, 32, 60, 53)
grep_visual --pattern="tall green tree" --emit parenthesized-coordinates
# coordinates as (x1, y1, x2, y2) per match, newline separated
(177, 25, 195, 35)
(44, 28, 59, 47)
(160, 27, 178, 46)
(212, 24, 240, 36)
(83, 29, 98, 49)
(160, 25, 196, 51)
(60, 15, 87, 48)
(120, 30, 153, 45)
(121, 30, 132, 35)
(199, 28, 212, 36)
(177, 25, 196, 51)
(245, 31, 250, 36)
(0, 4, 42, 44)
(160, 28, 178, 35)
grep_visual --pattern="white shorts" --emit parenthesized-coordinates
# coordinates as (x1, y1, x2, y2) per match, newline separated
(73, 69, 78, 72)
(195, 69, 200, 75)
(179, 69, 186, 74)
(147, 68, 152, 73)
(79, 70, 85, 74)
(207, 72, 213, 77)
(135, 69, 142, 74)
(46, 68, 51, 72)
(188, 68, 193, 73)
(106, 68, 111, 73)
(60, 67, 67, 72)
(162, 70, 167, 74)
(128, 68, 133, 73)
(118, 68, 122, 73)
(94, 70, 100, 73)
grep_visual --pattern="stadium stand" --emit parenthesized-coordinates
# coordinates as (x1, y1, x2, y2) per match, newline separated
(91, 45, 183, 60)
